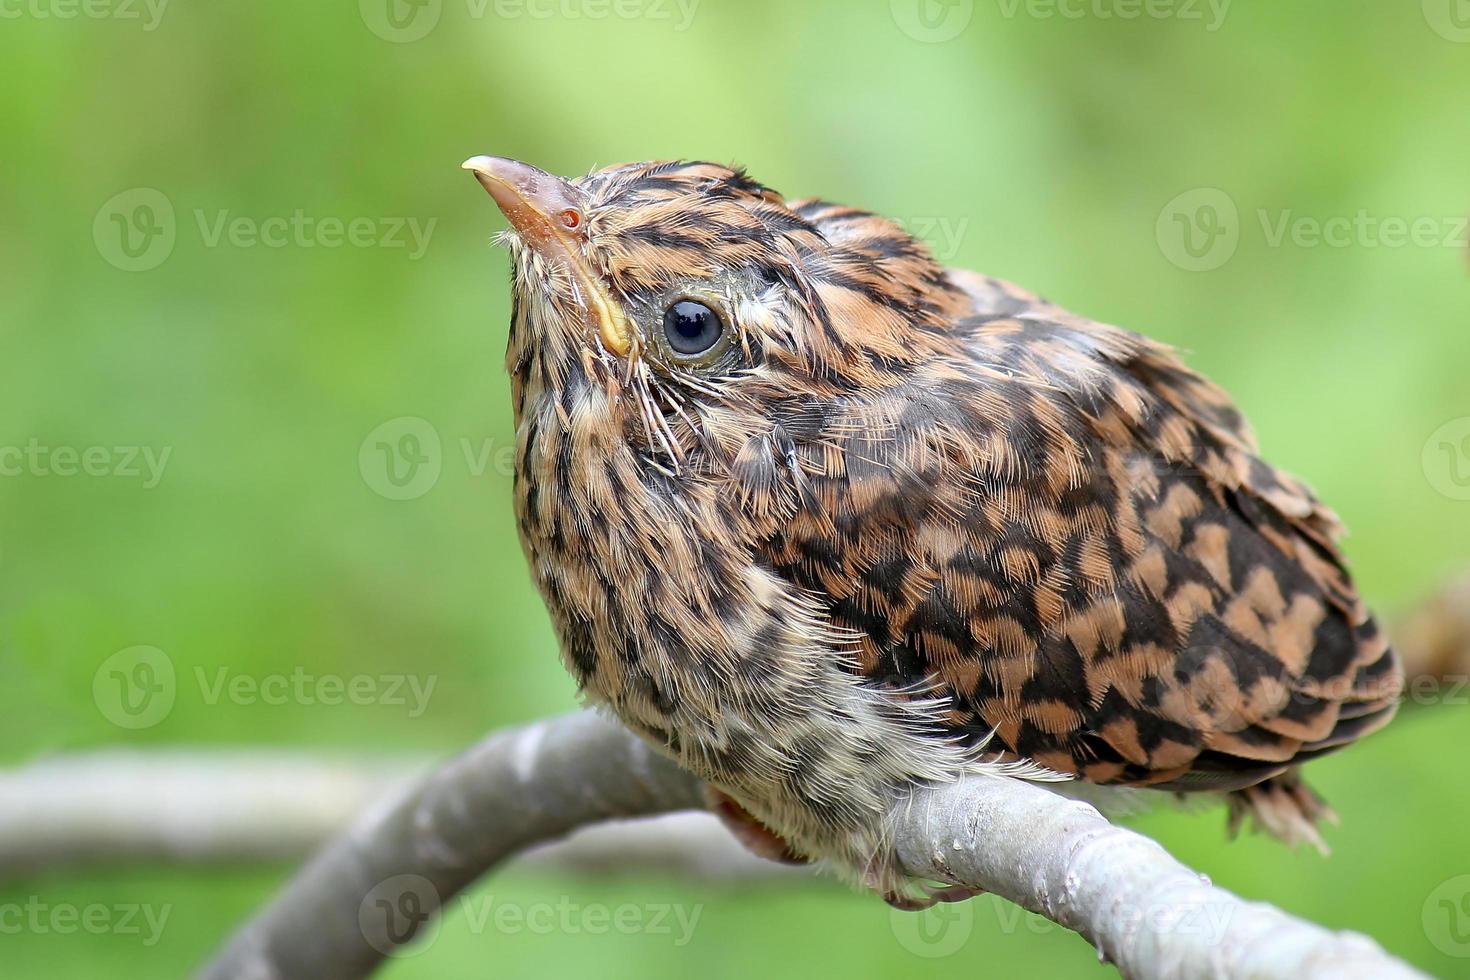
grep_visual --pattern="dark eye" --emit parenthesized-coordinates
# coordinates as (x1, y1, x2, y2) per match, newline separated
(662, 299, 725, 357)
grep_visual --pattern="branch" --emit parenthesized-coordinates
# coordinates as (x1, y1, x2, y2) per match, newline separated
(0, 751, 790, 882)
(199, 711, 705, 980)
(198, 711, 1424, 980)
(0, 751, 424, 875)
(891, 777, 1422, 979)
(1394, 571, 1470, 707)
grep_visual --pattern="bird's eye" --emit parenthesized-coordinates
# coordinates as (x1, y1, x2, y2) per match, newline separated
(662, 299, 725, 358)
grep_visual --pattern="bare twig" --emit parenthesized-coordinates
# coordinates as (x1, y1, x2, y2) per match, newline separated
(1394, 572, 1470, 707)
(198, 711, 705, 980)
(0, 751, 424, 875)
(197, 711, 1424, 980)
(0, 751, 789, 882)
(890, 776, 1422, 980)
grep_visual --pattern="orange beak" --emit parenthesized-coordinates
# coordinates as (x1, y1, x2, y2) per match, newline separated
(462, 155, 633, 356)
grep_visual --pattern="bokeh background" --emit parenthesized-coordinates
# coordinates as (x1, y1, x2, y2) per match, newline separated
(3, 1, 1469, 976)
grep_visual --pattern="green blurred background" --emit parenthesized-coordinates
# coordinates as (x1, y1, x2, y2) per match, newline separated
(3, 1, 1468, 976)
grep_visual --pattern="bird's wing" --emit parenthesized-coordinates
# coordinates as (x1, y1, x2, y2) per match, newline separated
(762, 310, 1401, 790)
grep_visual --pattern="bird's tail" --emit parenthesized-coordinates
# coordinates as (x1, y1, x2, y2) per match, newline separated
(1225, 769, 1338, 855)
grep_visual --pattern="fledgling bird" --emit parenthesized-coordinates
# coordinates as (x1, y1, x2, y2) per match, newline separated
(463, 156, 1403, 907)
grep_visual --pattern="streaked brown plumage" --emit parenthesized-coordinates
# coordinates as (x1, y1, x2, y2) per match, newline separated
(463, 156, 1403, 904)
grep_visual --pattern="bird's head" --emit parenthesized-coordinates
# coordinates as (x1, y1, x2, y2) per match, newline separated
(464, 156, 973, 476)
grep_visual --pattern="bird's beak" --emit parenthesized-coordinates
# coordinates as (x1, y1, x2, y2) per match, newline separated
(462, 155, 633, 357)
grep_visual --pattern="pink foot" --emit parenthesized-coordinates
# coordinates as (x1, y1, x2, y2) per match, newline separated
(702, 786, 809, 865)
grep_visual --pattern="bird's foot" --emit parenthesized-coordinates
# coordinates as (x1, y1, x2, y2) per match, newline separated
(882, 883, 987, 911)
(701, 786, 809, 865)
(701, 787, 983, 909)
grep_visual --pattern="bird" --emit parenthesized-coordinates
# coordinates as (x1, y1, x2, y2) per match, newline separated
(462, 155, 1404, 908)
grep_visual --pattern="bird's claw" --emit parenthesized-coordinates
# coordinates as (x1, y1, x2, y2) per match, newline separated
(883, 884, 987, 911)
